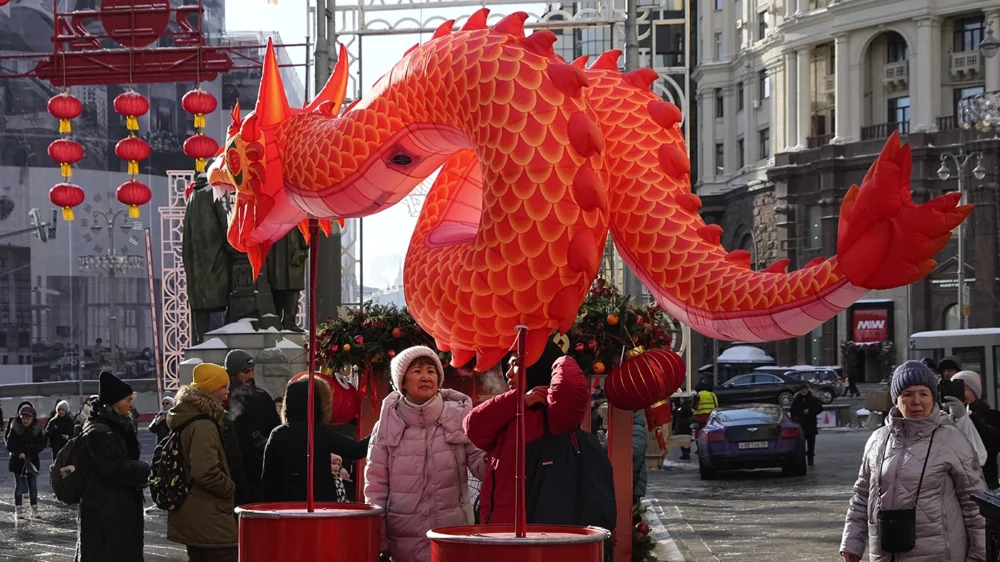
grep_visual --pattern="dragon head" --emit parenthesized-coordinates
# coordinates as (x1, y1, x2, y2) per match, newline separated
(208, 38, 351, 276)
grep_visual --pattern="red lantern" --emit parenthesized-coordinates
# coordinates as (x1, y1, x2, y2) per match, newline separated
(115, 136, 151, 175)
(182, 87, 218, 129)
(49, 183, 85, 221)
(47, 93, 82, 134)
(605, 348, 685, 430)
(47, 139, 84, 178)
(116, 180, 151, 218)
(113, 90, 149, 131)
(288, 372, 362, 425)
(183, 133, 220, 172)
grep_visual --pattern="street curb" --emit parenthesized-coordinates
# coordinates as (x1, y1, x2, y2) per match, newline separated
(641, 499, 687, 562)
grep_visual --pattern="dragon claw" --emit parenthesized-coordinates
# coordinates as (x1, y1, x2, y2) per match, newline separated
(836, 133, 972, 290)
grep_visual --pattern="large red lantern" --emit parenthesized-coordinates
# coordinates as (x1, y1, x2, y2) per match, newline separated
(47, 139, 84, 177)
(47, 92, 82, 134)
(182, 87, 218, 129)
(115, 136, 151, 175)
(184, 133, 220, 172)
(49, 183, 86, 221)
(116, 180, 151, 218)
(113, 90, 149, 131)
(289, 371, 361, 425)
(605, 347, 685, 431)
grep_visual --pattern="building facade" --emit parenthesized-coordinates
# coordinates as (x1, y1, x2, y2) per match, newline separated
(691, 0, 1000, 378)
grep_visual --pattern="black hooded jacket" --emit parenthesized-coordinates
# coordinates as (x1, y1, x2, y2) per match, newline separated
(226, 379, 281, 503)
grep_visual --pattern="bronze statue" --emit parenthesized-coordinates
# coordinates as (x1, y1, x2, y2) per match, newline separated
(181, 173, 234, 344)
(264, 227, 308, 331)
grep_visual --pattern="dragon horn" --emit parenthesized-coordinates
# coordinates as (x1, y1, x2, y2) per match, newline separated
(256, 37, 291, 129)
(306, 43, 349, 114)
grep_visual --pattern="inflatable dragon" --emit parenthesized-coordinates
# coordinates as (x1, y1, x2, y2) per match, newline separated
(210, 8, 970, 368)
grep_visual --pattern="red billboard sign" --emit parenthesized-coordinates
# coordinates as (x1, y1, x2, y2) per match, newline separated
(853, 309, 889, 342)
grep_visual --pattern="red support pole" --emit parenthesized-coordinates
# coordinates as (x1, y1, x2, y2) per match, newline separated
(514, 325, 528, 538)
(306, 218, 320, 513)
(608, 405, 634, 561)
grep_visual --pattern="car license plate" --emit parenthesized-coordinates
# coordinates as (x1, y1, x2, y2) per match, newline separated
(738, 441, 768, 449)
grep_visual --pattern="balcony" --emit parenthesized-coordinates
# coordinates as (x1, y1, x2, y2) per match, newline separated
(950, 51, 983, 81)
(937, 115, 959, 131)
(882, 60, 909, 90)
(807, 133, 834, 148)
(861, 121, 909, 141)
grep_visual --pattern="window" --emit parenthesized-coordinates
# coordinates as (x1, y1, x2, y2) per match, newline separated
(714, 32, 722, 61)
(888, 96, 910, 129)
(757, 10, 769, 41)
(945, 304, 961, 330)
(737, 81, 745, 111)
(714, 0, 723, 10)
(751, 374, 781, 385)
(954, 86, 985, 118)
(758, 127, 770, 159)
(715, 143, 725, 173)
(886, 34, 908, 62)
(954, 17, 985, 52)
(758, 69, 770, 99)
(724, 375, 753, 386)
(737, 138, 745, 169)
(715, 88, 724, 117)
(806, 205, 822, 249)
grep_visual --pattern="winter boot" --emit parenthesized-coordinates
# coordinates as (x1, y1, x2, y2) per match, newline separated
(808, 456, 815, 467)
(30, 505, 39, 519)
(14, 506, 23, 521)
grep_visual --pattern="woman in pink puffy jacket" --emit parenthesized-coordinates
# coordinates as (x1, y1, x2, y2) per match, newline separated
(364, 346, 486, 562)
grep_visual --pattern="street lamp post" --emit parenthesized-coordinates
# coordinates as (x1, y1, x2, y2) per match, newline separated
(936, 152, 987, 329)
(78, 209, 145, 376)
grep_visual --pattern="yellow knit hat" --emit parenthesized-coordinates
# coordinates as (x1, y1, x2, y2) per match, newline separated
(192, 363, 230, 393)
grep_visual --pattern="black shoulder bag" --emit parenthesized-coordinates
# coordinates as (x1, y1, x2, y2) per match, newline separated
(875, 427, 937, 555)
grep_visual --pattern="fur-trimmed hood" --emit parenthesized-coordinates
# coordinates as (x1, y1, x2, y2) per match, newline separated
(167, 385, 226, 429)
(281, 377, 333, 425)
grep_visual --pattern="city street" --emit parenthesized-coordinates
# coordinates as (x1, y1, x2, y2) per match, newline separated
(646, 429, 872, 562)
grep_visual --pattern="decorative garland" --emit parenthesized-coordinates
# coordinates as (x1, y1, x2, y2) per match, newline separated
(841, 340, 895, 381)
(313, 278, 681, 378)
(632, 503, 657, 562)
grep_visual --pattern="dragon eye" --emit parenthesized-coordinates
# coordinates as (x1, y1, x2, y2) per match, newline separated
(391, 154, 413, 166)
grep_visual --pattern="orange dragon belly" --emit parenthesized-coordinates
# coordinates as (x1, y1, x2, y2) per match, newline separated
(210, 9, 970, 368)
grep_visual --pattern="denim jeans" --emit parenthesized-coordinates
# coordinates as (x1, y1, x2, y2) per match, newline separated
(14, 473, 37, 506)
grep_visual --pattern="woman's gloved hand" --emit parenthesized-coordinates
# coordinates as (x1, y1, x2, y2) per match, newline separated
(944, 396, 967, 419)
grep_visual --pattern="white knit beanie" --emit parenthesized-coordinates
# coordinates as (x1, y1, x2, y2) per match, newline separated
(390, 346, 444, 392)
(56, 400, 70, 413)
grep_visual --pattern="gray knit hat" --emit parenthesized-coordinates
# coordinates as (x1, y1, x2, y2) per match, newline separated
(225, 349, 255, 377)
(891, 360, 938, 403)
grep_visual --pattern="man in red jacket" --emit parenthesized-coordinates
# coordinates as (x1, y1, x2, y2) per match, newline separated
(463, 340, 590, 525)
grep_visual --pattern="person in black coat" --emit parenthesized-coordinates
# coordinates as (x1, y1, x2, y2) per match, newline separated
(5, 400, 32, 441)
(224, 350, 281, 503)
(46, 400, 75, 457)
(6, 404, 46, 519)
(953, 371, 1000, 490)
(789, 383, 824, 466)
(672, 397, 694, 460)
(147, 396, 175, 443)
(76, 372, 151, 562)
(261, 378, 370, 503)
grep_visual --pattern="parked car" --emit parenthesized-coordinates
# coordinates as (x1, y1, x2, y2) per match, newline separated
(782, 368, 845, 402)
(714, 373, 808, 407)
(696, 404, 807, 480)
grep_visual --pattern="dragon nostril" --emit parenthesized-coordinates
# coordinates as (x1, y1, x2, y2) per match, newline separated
(391, 153, 413, 166)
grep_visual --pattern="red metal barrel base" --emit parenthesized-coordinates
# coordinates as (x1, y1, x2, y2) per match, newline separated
(236, 502, 383, 562)
(429, 524, 610, 562)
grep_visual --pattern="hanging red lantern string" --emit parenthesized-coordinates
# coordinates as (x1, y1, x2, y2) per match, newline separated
(182, 85, 219, 172)
(47, 92, 85, 220)
(50, 183, 86, 221)
(183, 133, 219, 173)
(115, 136, 151, 176)
(113, 90, 149, 132)
(116, 180, 151, 219)
(605, 347, 686, 444)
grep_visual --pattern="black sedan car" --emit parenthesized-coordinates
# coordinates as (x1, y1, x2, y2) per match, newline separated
(714, 372, 834, 407)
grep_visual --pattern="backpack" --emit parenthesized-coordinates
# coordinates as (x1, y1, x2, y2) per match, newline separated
(524, 408, 617, 531)
(148, 415, 214, 511)
(50, 433, 86, 505)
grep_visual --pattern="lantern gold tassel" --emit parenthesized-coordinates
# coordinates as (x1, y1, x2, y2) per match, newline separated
(128, 205, 140, 219)
(60, 163, 72, 178)
(128, 160, 138, 175)
(62, 207, 74, 221)
(127, 116, 138, 131)
(59, 119, 71, 134)
(194, 113, 205, 129)
(195, 158, 206, 172)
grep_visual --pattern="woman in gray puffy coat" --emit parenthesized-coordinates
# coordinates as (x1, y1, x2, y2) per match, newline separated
(364, 346, 485, 562)
(841, 361, 986, 562)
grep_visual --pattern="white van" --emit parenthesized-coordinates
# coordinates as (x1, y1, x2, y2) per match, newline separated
(908, 328, 1000, 404)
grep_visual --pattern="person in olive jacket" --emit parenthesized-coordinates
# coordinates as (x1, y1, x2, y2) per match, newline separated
(166, 363, 238, 562)
(790, 382, 824, 466)
(75, 372, 151, 562)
